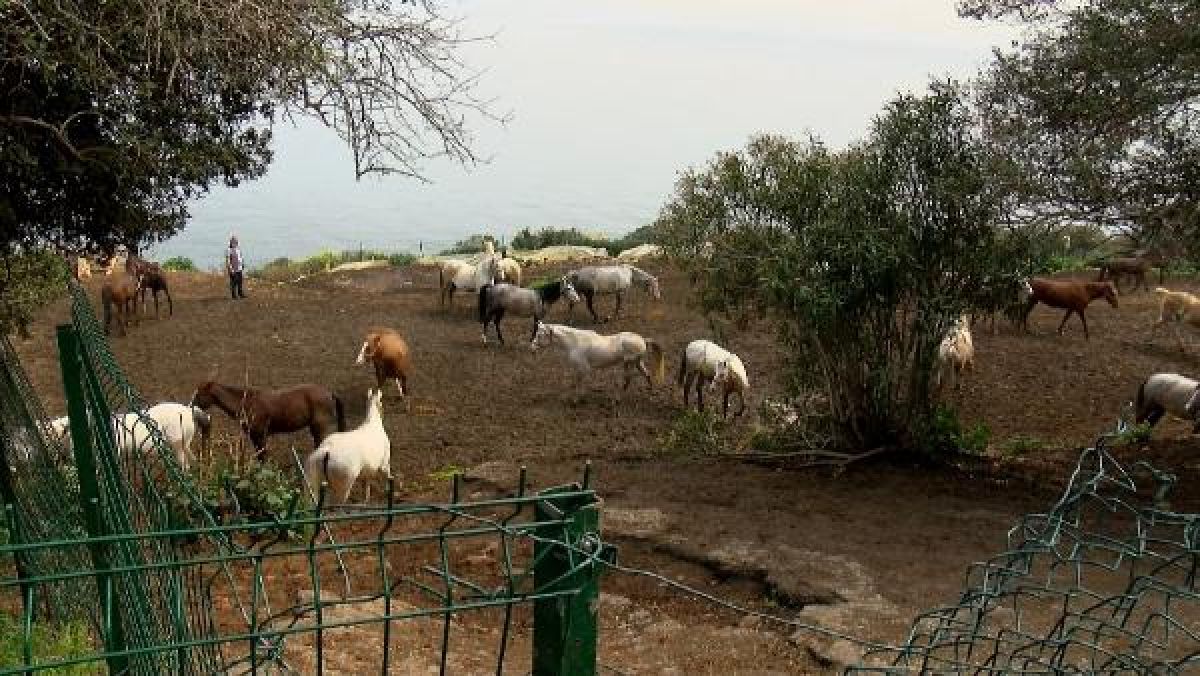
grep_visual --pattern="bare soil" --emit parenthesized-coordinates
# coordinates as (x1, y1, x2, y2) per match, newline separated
(14, 265, 1200, 673)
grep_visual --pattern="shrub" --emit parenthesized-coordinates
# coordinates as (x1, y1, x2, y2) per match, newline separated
(510, 225, 657, 256)
(250, 249, 416, 282)
(440, 234, 497, 255)
(657, 82, 1037, 455)
(1000, 435, 1049, 456)
(930, 406, 991, 455)
(1112, 422, 1153, 449)
(161, 256, 197, 271)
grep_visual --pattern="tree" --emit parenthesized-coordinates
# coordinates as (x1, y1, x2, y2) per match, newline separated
(656, 83, 1036, 458)
(0, 0, 492, 334)
(962, 0, 1200, 257)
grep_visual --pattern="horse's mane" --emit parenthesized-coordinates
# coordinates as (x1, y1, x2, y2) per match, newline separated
(535, 279, 563, 304)
(626, 265, 657, 287)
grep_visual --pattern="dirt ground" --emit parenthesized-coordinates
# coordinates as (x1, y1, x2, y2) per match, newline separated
(13, 264, 1200, 673)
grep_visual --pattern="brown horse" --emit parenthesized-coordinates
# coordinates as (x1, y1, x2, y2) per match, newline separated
(1021, 277, 1118, 340)
(191, 381, 346, 462)
(130, 257, 173, 317)
(1097, 255, 1157, 292)
(101, 269, 143, 336)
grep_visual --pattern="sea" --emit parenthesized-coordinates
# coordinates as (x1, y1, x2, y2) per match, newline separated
(147, 0, 1017, 269)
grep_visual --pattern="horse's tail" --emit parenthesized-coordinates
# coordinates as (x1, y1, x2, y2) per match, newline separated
(478, 283, 492, 323)
(676, 347, 688, 387)
(333, 394, 346, 432)
(646, 340, 666, 386)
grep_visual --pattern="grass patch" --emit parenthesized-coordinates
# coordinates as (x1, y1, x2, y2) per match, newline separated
(250, 249, 417, 282)
(656, 410, 726, 455)
(428, 465, 465, 482)
(0, 614, 95, 674)
(931, 406, 990, 455)
(1112, 422, 1153, 449)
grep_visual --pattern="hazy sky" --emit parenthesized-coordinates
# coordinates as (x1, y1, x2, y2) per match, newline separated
(157, 1, 1018, 265)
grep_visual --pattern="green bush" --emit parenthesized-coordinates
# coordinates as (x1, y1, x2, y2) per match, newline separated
(161, 256, 197, 271)
(440, 234, 498, 255)
(1112, 422, 1153, 449)
(1001, 435, 1050, 456)
(510, 225, 656, 257)
(0, 614, 94, 674)
(930, 406, 990, 455)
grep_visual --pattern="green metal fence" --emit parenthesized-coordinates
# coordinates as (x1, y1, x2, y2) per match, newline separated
(0, 281, 612, 674)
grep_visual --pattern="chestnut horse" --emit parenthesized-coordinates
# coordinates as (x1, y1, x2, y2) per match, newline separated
(101, 268, 142, 336)
(1021, 277, 1118, 340)
(191, 381, 346, 462)
(130, 257, 173, 317)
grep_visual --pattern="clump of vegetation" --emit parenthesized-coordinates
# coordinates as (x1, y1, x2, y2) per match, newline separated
(1112, 423, 1153, 449)
(930, 406, 991, 455)
(0, 251, 69, 338)
(511, 225, 656, 256)
(0, 614, 95, 675)
(440, 234, 498, 255)
(656, 410, 726, 456)
(250, 249, 417, 282)
(161, 256, 197, 271)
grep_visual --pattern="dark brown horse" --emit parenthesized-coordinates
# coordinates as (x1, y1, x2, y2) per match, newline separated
(130, 257, 172, 317)
(191, 381, 346, 462)
(1021, 277, 1118, 340)
(1097, 255, 1157, 292)
(101, 269, 142, 336)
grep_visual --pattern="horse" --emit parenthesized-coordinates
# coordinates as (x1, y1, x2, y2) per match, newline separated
(101, 267, 143, 336)
(678, 339, 749, 417)
(934, 315, 974, 394)
(1020, 278, 1118, 340)
(439, 256, 499, 310)
(565, 264, 661, 323)
(356, 328, 413, 400)
(305, 388, 391, 506)
(130, 257, 172, 318)
(479, 277, 581, 345)
(1149, 287, 1200, 352)
(1097, 255, 1159, 292)
(1134, 373, 1200, 435)
(496, 257, 522, 286)
(48, 403, 212, 469)
(529, 322, 665, 403)
(191, 381, 346, 462)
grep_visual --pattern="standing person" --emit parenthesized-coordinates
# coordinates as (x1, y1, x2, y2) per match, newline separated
(226, 235, 247, 299)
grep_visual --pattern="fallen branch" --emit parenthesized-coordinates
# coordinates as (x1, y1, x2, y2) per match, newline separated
(728, 445, 893, 470)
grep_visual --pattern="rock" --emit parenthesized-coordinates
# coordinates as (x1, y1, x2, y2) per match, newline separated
(599, 592, 632, 612)
(738, 614, 762, 630)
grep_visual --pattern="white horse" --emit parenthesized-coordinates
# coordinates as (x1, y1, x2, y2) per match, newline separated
(565, 265, 661, 323)
(439, 256, 499, 309)
(496, 257, 522, 286)
(1134, 373, 1200, 435)
(305, 388, 391, 505)
(677, 339, 750, 417)
(53, 403, 212, 470)
(529, 322, 665, 402)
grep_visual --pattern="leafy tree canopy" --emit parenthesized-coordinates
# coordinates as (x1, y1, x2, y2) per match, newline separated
(962, 0, 1200, 255)
(0, 0, 490, 333)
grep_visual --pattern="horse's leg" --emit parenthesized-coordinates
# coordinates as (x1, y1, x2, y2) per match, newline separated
(622, 362, 634, 391)
(1079, 310, 1089, 340)
(249, 428, 268, 464)
(636, 358, 652, 389)
(723, 390, 731, 419)
(695, 378, 705, 411)
(153, 289, 160, 318)
(682, 372, 693, 407)
(585, 291, 601, 323)
(1020, 299, 1037, 333)
(612, 292, 624, 322)
(1057, 309, 1073, 335)
(165, 286, 173, 316)
(494, 310, 506, 346)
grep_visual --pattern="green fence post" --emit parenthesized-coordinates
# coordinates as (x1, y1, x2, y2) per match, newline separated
(531, 485, 614, 676)
(56, 324, 129, 674)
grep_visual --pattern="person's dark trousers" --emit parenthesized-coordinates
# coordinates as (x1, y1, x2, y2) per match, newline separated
(229, 271, 246, 299)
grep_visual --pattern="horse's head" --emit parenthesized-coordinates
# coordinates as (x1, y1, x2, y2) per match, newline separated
(709, 360, 732, 393)
(192, 381, 217, 410)
(365, 388, 384, 415)
(530, 322, 553, 352)
(1102, 282, 1119, 308)
(355, 335, 377, 365)
(561, 276, 581, 305)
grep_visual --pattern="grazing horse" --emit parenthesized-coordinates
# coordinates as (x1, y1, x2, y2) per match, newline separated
(439, 256, 499, 310)
(101, 269, 143, 336)
(565, 264, 661, 323)
(191, 381, 346, 462)
(478, 277, 581, 345)
(1150, 287, 1200, 352)
(1134, 373, 1200, 435)
(678, 339, 749, 417)
(529, 322, 665, 402)
(1020, 278, 1118, 340)
(1098, 255, 1159, 292)
(129, 257, 173, 318)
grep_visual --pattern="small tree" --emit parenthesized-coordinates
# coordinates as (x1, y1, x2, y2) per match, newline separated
(657, 83, 1035, 457)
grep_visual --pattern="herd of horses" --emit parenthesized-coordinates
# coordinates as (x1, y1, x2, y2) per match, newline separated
(49, 245, 1200, 504)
